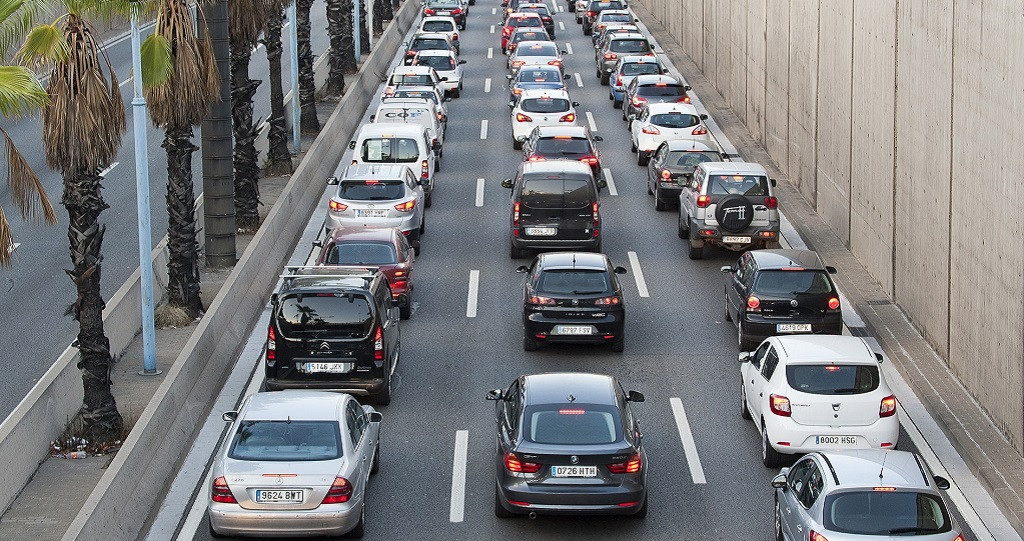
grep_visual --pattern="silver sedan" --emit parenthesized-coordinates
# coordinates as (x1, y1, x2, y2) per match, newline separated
(208, 390, 382, 538)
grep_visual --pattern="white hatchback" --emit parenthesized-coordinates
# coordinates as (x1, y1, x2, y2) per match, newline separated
(417, 16, 461, 53)
(629, 102, 712, 165)
(738, 335, 900, 468)
(509, 89, 580, 149)
(412, 49, 465, 97)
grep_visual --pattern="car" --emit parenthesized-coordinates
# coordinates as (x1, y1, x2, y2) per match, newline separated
(412, 49, 466, 97)
(622, 74, 692, 121)
(509, 88, 580, 148)
(722, 249, 843, 349)
(574, 0, 589, 23)
(487, 372, 648, 517)
(348, 124, 438, 207)
(325, 164, 426, 252)
(502, 161, 607, 258)
(501, 13, 544, 52)
(608, 55, 666, 108)
(381, 65, 444, 98)
(316, 227, 417, 319)
(596, 33, 654, 84)
(628, 102, 711, 165)
(416, 16, 461, 53)
(372, 98, 446, 159)
(500, 0, 530, 19)
(772, 450, 963, 541)
(506, 27, 549, 55)
(208, 391, 382, 538)
(591, 10, 635, 44)
(516, 252, 628, 351)
(521, 125, 604, 179)
(507, 65, 571, 106)
(263, 267, 401, 403)
(592, 23, 641, 56)
(390, 85, 451, 122)
(677, 161, 780, 259)
(739, 335, 900, 467)
(507, 40, 566, 74)
(514, 3, 555, 38)
(645, 140, 730, 210)
(402, 32, 457, 65)
(423, 0, 466, 29)
(583, 0, 626, 35)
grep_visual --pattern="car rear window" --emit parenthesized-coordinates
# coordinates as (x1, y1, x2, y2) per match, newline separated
(229, 420, 342, 461)
(520, 97, 570, 113)
(650, 113, 700, 128)
(326, 242, 398, 265)
(524, 404, 622, 445)
(601, 13, 632, 22)
(610, 39, 650, 53)
(708, 174, 769, 196)
(412, 38, 448, 50)
(537, 270, 611, 294)
(416, 55, 454, 70)
(786, 365, 880, 395)
(390, 74, 432, 85)
(534, 137, 591, 155)
(589, 1, 623, 10)
(277, 294, 373, 337)
(752, 270, 833, 295)
(520, 6, 549, 16)
(519, 68, 562, 82)
(421, 20, 454, 32)
(393, 90, 439, 104)
(360, 137, 420, 163)
(823, 491, 952, 535)
(509, 16, 542, 27)
(638, 83, 686, 96)
(668, 150, 719, 168)
(339, 179, 406, 201)
(522, 176, 594, 208)
(512, 31, 546, 43)
(621, 62, 661, 76)
(518, 43, 558, 56)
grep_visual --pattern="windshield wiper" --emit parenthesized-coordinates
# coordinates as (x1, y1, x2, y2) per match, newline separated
(887, 527, 941, 535)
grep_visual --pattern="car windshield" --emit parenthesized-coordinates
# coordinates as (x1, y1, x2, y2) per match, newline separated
(521, 97, 570, 113)
(522, 176, 593, 208)
(668, 151, 719, 169)
(787, 365, 880, 395)
(708, 174, 769, 196)
(753, 270, 833, 295)
(519, 69, 562, 82)
(519, 43, 558, 56)
(422, 20, 454, 32)
(411, 38, 448, 50)
(824, 491, 953, 535)
(621, 62, 661, 76)
(610, 39, 650, 53)
(534, 137, 590, 155)
(326, 242, 398, 265)
(650, 113, 700, 128)
(339, 179, 406, 201)
(229, 420, 342, 461)
(524, 404, 622, 445)
(638, 83, 686, 96)
(537, 270, 611, 295)
(360, 137, 420, 163)
(390, 74, 432, 85)
(416, 55, 455, 70)
(277, 294, 373, 337)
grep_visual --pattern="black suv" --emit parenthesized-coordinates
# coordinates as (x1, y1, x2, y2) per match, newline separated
(521, 125, 604, 179)
(720, 250, 843, 350)
(265, 267, 401, 405)
(517, 251, 628, 351)
(502, 161, 607, 258)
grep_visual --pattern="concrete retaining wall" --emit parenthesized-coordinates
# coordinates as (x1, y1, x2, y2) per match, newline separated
(635, 0, 1024, 452)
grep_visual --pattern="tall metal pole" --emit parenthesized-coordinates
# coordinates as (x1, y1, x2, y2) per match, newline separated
(287, 3, 300, 153)
(201, 0, 236, 267)
(353, 0, 362, 63)
(130, 15, 159, 376)
(368, 0, 374, 50)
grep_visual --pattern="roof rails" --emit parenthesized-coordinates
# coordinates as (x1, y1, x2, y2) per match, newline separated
(279, 265, 379, 289)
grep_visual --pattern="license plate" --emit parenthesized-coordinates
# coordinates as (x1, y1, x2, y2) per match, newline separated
(437, 10, 451, 15)
(551, 465, 598, 477)
(815, 435, 857, 446)
(255, 489, 304, 503)
(525, 227, 557, 236)
(777, 323, 812, 333)
(554, 325, 593, 335)
(722, 236, 752, 244)
(357, 209, 388, 218)
(300, 362, 354, 373)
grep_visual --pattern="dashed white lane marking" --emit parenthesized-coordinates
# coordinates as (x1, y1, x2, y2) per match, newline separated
(99, 162, 120, 176)
(484, 78, 491, 93)
(7, 242, 20, 256)
(480, 119, 488, 139)
(490, 24, 495, 34)
(466, 270, 480, 317)
(574, 72, 583, 88)
(449, 430, 470, 522)
(475, 178, 485, 207)
(565, 41, 573, 54)
(627, 251, 649, 298)
(491, 7, 496, 14)
(669, 398, 707, 484)
(586, 111, 597, 132)
(118, 76, 134, 88)
(559, 21, 566, 31)
(602, 167, 618, 196)
(488, 47, 494, 59)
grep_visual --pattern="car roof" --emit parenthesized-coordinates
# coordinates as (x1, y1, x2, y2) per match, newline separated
(700, 161, 769, 176)
(412, 32, 451, 40)
(356, 123, 428, 137)
(518, 88, 571, 99)
(517, 40, 557, 48)
(420, 16, 457, 24)
(378, 98, 436, 108)
(772, 335, 876, 363)
(342, 163, 414, 179)
(536, 251, 609, 271)
(243, 391, 347, 422)
(610, 32, 648, 40)
(634, 74, 680, 85)
(523, 372, 619, 406)
(818, 450, 933, 489)
(533, 125, 590, 138)
(521, 160, 593, 175)
(389, 65, 436, 75)
(749, 249, 826, 270)
(644, 102, 699, 114)
(507, 12, 542, 19)
(598, 9, 631, 15)
(619, 54, 660, 64)
(512, 27, 547, 35)
(415, 49, 455, 57)
(664, 139, 718, 152)
(327, 227, 400, 243)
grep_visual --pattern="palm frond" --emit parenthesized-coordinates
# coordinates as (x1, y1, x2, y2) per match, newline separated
(2, 125, 56, 223)
(146, 0, 217, 127)
(0, 203, 14, 267)
(18, 22, 69, 66)
(0, 64, 47, 117)
(230, 0, 272, 46)
(139, 32, 171, 87)
(0, 0, 50, 60)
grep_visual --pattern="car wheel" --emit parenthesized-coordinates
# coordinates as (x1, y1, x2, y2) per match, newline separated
(595, 69, 602, 80)
(738, 321, 756, 351)
(608, 92, 614, 101)
(647, 179, 654, 195)
(420, 213, 426, 234)
(687, 229, 704, 260)
(370, 442, 380, 474)
(494, 486, 515, 518)
(613, 99, 622, 109)
(629, 495, 647, 518)
(740, 382, 751, 420)
(453, 87, 461, 98)
(762, 421, 783, 468)
(413, 239, 421, 256)
(630, 139, 637, 153)
(637, 152, 649, 166)
(510, 241, 525, 259)
(523, 333, 539, 351)
(677, 213, 690, 239)
(344, 505, 365, 538)
(774, 494, 784, 541)
(724, 293, 732, 321)
(208, 521, 226, 539)
(375, 368, 392, 406)
(600, 72, 609, 86)
(435, 158, 441, 172)
(399, 298, 411, 320)
(512, 138, 523, 150)
(610, 336, 624, 352)
(425, 192, 433, 208)
(654, 187, 668, 210)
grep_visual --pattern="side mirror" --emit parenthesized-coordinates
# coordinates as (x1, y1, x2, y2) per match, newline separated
(486, 389, 504, 401)
(508, 101, 516, 108)
(440, 76, 449, 81)
(560, 50, 568, 55)
(634, 18, 640, 22)
(312, 240, 323, 248)
(684, 85, 692, 91)
(699, 114, 708, 120)
(515, 265, 529, 273)
(348, 141, 356, 150)
(770, 178, 777, 187)
(432, 140, 442, 151)
(270, 293, 279, 305)
(825, 265, 837, 274)
(418, 178, 430, 186)
(662, 68, 670, 74)
(875, 352, 885, 363)
(738, 352, 751, 363)
(402, 41, 408, 46)
(506, 74, 513, 80)
(572, 101, 580, 107)
(720, 265, 733, 273)
(596, 178, 608, 189)
(563, 74, 572, 80)
(627, 390, 645, 402)
(771, 473, 787, 489)
(369, 114, 376, 122)
(593, 135, 604, 142)
(933, 475, 950, 490)
(459, 59, 467, 64)
(613, 266, 627, 275)
(367, 411, 383, 423)
(501, 178, 513, 189)
(327, 176, 340, 185)
(222, 411, 238, 422)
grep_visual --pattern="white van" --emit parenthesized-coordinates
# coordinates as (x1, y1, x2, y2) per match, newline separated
(371, 98, 446, 162)
(349, 124, 439, 207)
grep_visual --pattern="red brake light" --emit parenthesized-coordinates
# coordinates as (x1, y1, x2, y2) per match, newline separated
(452, 33, 458, 40)
(421, 159, 429, 178)
(587, 10, 595, 16)
(769, 394, 791, 417)
(528, 295, 556, 305)
(954, 535, 965, 541)
(266, 325, 276, 360)
(660, 169, 671, 180)
(603, 52, 617, 60)
(594, 296, 621, 305)
(451, 8, 462, 14)
(527, 155, 546, 162)
(424, 8, 435, 15)
(879, 395, 897, 417)
(608, 453, 642, 474)
(406, 50, 416, 56)
(809, 532, 829, 541)
(511, 60, 525, 68)
(329, 199, 348, 212)
(395, 200, 416, 212)
(592, 201, 599, 226)
(765, 196, 778, 209)
(513, 201, 520, 226)
(641, 125, 660, 135)
(559, 408, 586, 415)
(211, 476, 237, 503)
(513, 87, 523, 95)
(579, 156, 599, 165)
(631, 96, 647, 105)
(559, 113, 576, 122)
(873, 486, 897, 492)
(373, 326, 383, 360)
(515, 112, 532, 122)
(505, 452, 541, 473)
(827, 296, 840, 310)
(746, 295, 760, 311)
(691, 125, 708, 136)
(615, 74, 623, 86)
(696, 194, 711, 207)
(547, 60, 562, 66)
(321, 477, 352, 504)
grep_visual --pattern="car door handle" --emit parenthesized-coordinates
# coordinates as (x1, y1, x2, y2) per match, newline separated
(759, 393, 763, 397)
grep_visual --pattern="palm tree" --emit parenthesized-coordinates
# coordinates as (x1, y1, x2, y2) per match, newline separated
(230, 0, 272, 230)
(0, 0, 57, 268)
(262, 0, 292, 175)
(356, 0, 367, 54)
(295, 0, 318, 133)
(325, 0, 355, 95)
(144, 0, 219, 318)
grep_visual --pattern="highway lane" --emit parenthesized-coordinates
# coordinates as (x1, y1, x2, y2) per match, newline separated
(153, 1, 983, 539)
(0, 3, 330, 419)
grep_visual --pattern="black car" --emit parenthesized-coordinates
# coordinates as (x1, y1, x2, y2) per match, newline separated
(265, 267, 401, 405)
(521, 125, 604, 179)
(622, 74, 691, 121)
(487, 372, 648, 517)
(582, 0, 625, 35)
(502, 161, 607, 258)
(646, 140, 730, 210)
(720, 250, 843, 350)
(423, 0, 466, 29)
(517, 252, 627, 351)
(403, 33, 455, 65)
(516, 3, 555, 38)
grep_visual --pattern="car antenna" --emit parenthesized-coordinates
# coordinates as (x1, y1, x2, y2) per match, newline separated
(879, 452, 887, 481)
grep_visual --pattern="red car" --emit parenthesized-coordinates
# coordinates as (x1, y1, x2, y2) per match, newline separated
(501, 13, 543, 52)
(316, 227, 416, 319)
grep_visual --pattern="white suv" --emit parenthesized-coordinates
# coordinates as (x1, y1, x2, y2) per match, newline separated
(508, 89, 580, 149)
(738, 335, 900, 468)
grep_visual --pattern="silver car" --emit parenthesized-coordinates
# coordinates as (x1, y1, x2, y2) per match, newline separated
(772, 450, 963, 541)
(208, 391, 382, 538)
(507, 40, 566, 74)
(326, 164, 427, 252)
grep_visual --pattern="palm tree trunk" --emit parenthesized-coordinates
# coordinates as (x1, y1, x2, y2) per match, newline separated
(372, 0, 386, 34)
(358, 0, 369, 54)
(325, 0, 348, 94)
(231, 40, 263, 230)
(163, 124, 203, 317)
(296, 0, 320, 134)
(63, 168, 121, 444)
(264, 4, 293, 175)
(380, 0, 394, 23)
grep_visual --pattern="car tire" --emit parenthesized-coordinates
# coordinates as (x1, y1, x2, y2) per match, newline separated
(435, 158, 441, 172)
(688, 228, 704, 260)
(495, 486, 515, 518)
(512, 138, 523, 150)
(425, 192, 433, 208)
(613, 99, 622, 109)
(610, 336, 624, 352)
(654, 190, 668, 211)
(370, 443, 381, 475)
(608, 92, 614, 101)
(630, 139, 637, 153)
(762, 421, 784, 468)
(595, 69, 601, 80)
(740, 382, 751, 420)
(637, 153, 649, 166)
(399, 299, 411, 320)
(376, 368, 393, 406)
(420, 213, 426, 234)
(510, 241, 525, 259)
(523, 333, 539, 351)
(774, 494, 784, 541)
(344, 505, 365, 538)
(208, 522, 226, 539)
(568, 2, 575, 12)
(453, 87, 461, 98)
(677, 213, 690, 239)
(600, 72, 609, 86)
(629, 495, 648, 518)
(647, 179, 654, 195)
(738, 321, 756, 351)
(622, 108, 628, 121)
(724, 293, 732, 321)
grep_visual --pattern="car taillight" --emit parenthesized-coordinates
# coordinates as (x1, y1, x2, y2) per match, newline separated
(329, 199, 348, 212)
(696, 194, 711, 207)
(579, 156, 598, 165)
(373, 326, 383, 361)
(528, 295, 556, 305)
(513, 201, 520, 226)
(511, 60, 525, 68)
(660, 169, 671, 180)
(559, 113, 575, 122)
(211, 476, 236, 503)
(827, 296, 840, 310)
(527, 155, 546, 162)
(809, 531, 829, 541)
(675, 95, 690, 103)
(452, 32, 458, 41)
(266, 325, 276, 360)
(547, 60, 562, 66)
(432, 137, 439, 149)
(406, 50, 416, 56)
(321, 477, 352, 504)
(592, 201, 599, 226)
(769, 394, 791, 417)
(505, 452, 541, 473)
(765, 196, 778, 209)
(953, 535, 964, 541)
(395, 200, 415, 212)
(692, 125, 708, 136)
(746, 295, 760, 311)
(615, 74, 623, 86)
(421, 160, 429, 179)
(603, 52, 617, 60)
(452, 8, 462, 14)
(586, 10, 595, 16)
(879, 395, 897, 417)
(642, 125, 660, 135)
(424, 8, 435, 15)
(631, 96, 647, 105)
(608, 453, 642, 473)
(503, 27, 513, 36)
(513, 87, 523, 95)
(515, 113, 532, 122)
(594, 296, 621, 305)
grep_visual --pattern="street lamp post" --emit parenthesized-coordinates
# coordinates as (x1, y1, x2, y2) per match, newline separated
(287, 3, 300, 153)
(353, 0, 361, 63)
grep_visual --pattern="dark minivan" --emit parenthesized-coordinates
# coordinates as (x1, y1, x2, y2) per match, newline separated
(265, 267, 401, 405)
(721, 250, 843, 350)
(503, 161, 607, 258)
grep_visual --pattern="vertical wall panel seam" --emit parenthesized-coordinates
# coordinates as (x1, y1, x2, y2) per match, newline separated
(947, 0, 956, 368)
(812, 0, 821, 207)
(763, 0, 768, 145)
(891, 0, 899, 299)
(847, 0, 855, 248)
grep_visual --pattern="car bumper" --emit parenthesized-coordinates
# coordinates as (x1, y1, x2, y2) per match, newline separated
(511, 233, 601, 251)
(764, 416, 900, 454)
(497, 481, 645, 516)
(654, 182, 683, 202)
(599, 60, 617, 74)
(325, 214, 419, 235)
(265, 375, 387, 395)
(741, 314, 843, 343)
(690, 220, 781, 250)
(610, 87, 625, 101)
(439, 79, 460, 93)
(524, 311, 625, 343)
(208, 499, 362, 537)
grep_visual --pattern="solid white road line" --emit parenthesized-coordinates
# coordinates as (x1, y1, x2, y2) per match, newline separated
(559, 21, 566, 31)
(602, 168, 618, 196)
(466, 270, 480, 317)
(476, 178, 485, 207)
(480, 119, 488, 139)
(669, 398, 707, 484)
(449, 430, 470, 523)
(488, 47, 494, 59)
(99, 162, 120, 176)
(574, 72, 584, 88)
(490, 24, 495, 34)
(484, 78, 492, 93)
(627, 251, 650, 298)
(565, 41, 573, 54)
(586, 111, 597, 132)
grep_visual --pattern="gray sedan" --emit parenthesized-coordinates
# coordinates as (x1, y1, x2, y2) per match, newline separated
(208, 390, 382, 538)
